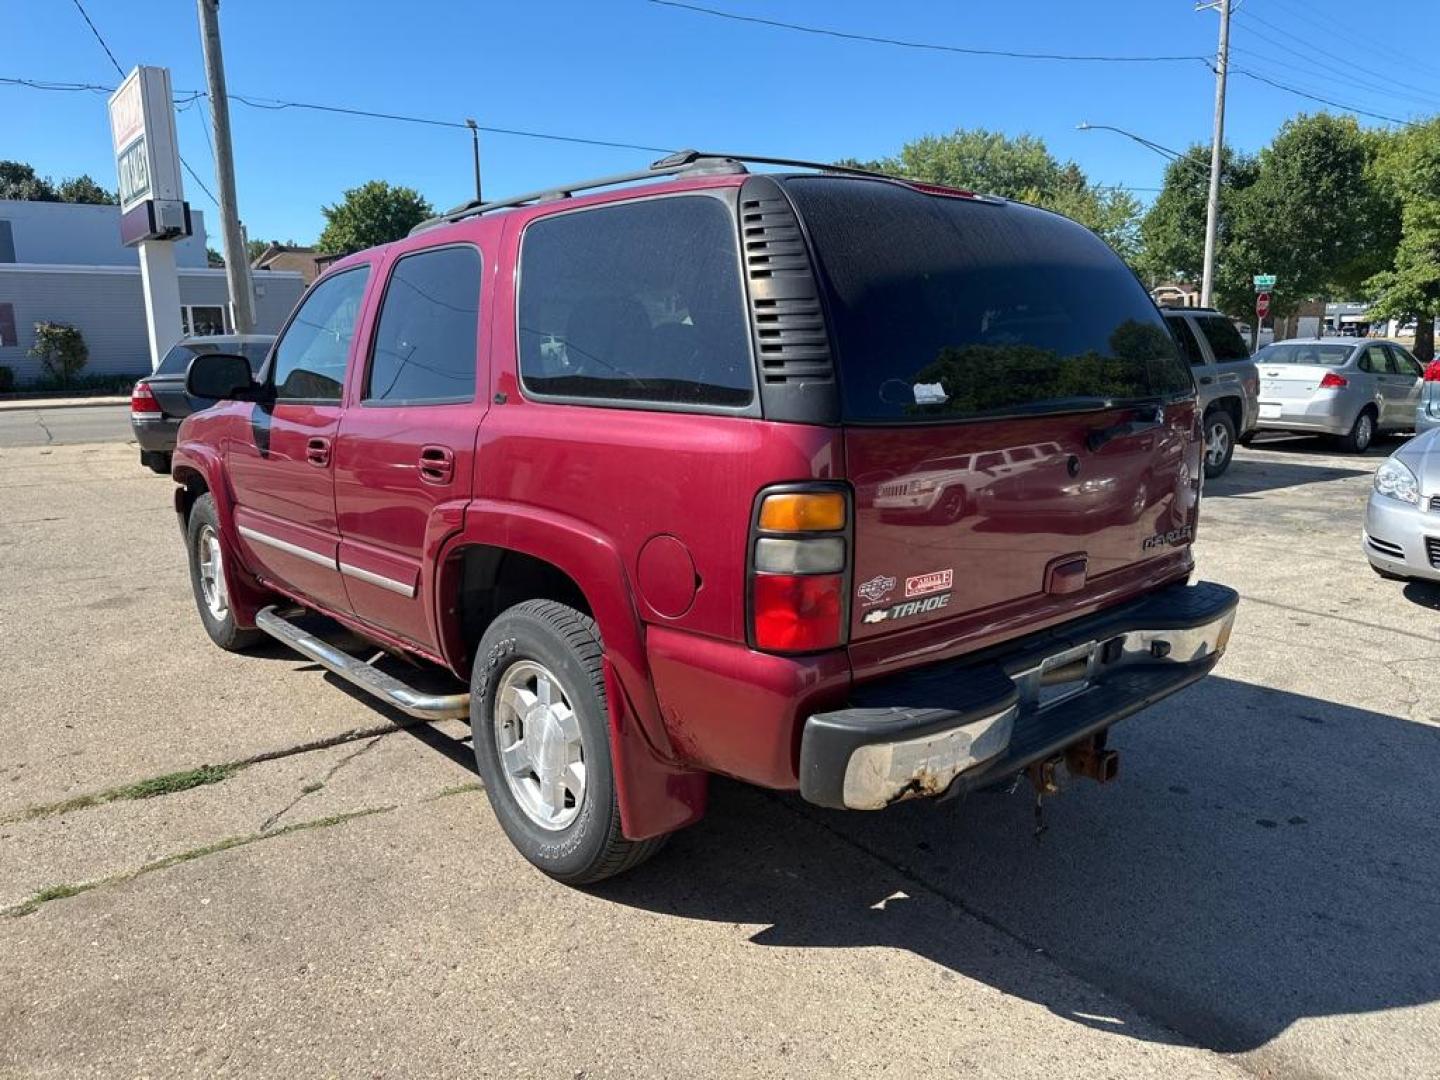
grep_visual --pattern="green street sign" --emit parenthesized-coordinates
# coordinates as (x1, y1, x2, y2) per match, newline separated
(1253, 274, 1277, 290)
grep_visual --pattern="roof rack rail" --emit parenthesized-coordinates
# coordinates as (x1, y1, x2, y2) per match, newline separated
(408, 150, 896, 235)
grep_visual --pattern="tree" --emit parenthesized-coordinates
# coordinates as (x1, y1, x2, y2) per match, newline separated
(55, 174, 116, 205)
(316, 181, 434, 254)
(1366, 120, 1440, 360)
(245, 238, 270, 264)
(1137, 144, 1259, 317)
(206, 247, 225, 268)
(1244, 114, 1397, 316)
(837, 127, 1143, 260)
(0, 161, 58, 201)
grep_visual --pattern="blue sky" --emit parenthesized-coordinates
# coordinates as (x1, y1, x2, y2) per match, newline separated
(7, 0, 1439, 245)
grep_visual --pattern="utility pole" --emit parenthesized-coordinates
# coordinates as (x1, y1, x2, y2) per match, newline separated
(196, 0, 256, 334)
(465, 119, 482, 203)
(1199, 0, 1232, 309)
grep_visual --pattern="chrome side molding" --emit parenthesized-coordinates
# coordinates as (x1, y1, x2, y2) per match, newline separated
(238, 525, 337, 570)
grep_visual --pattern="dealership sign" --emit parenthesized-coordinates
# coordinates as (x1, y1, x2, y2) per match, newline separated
(107, 66, 190, 244)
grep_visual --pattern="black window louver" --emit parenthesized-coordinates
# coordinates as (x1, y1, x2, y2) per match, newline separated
(738, 175, 838, 424)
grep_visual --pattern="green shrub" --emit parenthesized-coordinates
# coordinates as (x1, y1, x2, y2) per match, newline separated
(0, 366, 13, 393)
(28, 322, 88, 386)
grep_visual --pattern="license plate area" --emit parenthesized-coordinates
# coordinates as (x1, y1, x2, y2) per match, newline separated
(1015, 641, 1101, 713)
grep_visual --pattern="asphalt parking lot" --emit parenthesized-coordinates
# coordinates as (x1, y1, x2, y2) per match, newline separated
(1, 429, 1437, 1079)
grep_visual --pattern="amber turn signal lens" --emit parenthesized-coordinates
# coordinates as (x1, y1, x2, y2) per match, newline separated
(758, 492, 846, 532)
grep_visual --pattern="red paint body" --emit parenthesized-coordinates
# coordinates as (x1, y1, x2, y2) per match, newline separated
(173, 170, 1200, 842)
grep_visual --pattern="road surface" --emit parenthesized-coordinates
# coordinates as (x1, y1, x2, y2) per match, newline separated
(0, 404, 132, 448)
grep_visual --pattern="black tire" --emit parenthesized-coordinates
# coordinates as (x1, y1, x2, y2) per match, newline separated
(1202, 409, 1237, 479)
(1338, 407, 1376, 454)
(185, 494, 263, 652)
(470, 600, 668, 885)
(140, 450, 172, 474)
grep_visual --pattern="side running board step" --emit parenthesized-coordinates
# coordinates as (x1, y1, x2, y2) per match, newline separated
(254, 606, 470, 721)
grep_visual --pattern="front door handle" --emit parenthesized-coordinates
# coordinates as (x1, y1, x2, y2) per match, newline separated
(1199, 376, 1215, 385)
(306, 436, 331, 468)
(419, 445, 454, 485)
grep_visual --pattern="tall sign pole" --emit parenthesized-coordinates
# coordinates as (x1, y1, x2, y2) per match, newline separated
(196, 0, 256, 334)
(1199, 0, 1231, 309)
(109, 67, 191, 371)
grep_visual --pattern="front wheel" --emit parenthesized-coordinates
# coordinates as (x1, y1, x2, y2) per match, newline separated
(470, 600, 668, 885)
(1202, 410, 1236, 479)
(185, 494, 263, 652)
(1338, 408, 1376, 454)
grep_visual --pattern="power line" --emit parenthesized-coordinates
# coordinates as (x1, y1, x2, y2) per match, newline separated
(0, 75, 675, 155)
(1235, 9, 1438, 103)
(1231, 67, 1409, 126)
(1230, 44, 1440, 113)
(648, 0, 1209, 63)
(69, 0, 124, 79)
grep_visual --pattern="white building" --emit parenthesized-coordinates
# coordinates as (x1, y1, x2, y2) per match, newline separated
(0, 199, 306, 382)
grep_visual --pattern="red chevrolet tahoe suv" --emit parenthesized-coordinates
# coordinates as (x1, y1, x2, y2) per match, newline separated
(174, 151, 1238, 884)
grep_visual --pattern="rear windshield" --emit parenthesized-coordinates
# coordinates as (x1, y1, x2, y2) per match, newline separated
(784, 177, 1193, 422)
(155, 340, 270, 377)
(1253, 343, 1353, 366)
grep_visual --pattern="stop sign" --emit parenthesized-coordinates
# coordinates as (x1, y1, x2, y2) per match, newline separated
(1256, 292, 1271, 320)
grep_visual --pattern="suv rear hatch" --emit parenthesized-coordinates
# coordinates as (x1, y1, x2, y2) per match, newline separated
(781, 177, 1199, 647)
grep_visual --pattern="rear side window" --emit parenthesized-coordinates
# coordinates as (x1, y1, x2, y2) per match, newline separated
(365, 246, 481, 404)
(1195, 315, 1251, 361)
(1388, 344, 1424, 377)
(273, 266, 370, 402)
(517, 196, 753, 409)
(784, 177, 1192, 422)
(1167, 316, 1205, 366)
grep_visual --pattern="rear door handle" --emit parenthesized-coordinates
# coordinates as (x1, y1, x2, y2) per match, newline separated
(306, 436, 331, 468)
(1199, 376, 1214, 385)
(419, 445, 454, 485)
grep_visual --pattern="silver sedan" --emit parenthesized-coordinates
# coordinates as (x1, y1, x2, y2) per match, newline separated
(1254, 338, 1423, 452)
(1363, 427, 1440, 583)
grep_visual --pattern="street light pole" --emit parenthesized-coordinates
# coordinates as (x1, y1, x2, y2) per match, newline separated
(465, 119, 482, 203)
(195, 0, 256, 334)
(1199, 0, 1232, 309)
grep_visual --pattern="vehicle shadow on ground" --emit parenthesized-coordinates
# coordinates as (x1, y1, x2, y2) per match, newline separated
(1402, 580, 1440, 611)
(594, 675, 1440, 1056)
(1206, 455, 1370, 498)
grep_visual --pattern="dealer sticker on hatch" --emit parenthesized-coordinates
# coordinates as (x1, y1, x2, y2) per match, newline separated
(905, 569, 953, 597)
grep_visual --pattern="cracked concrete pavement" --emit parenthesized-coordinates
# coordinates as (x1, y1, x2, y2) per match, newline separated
(1, 437, 1437, 1078)
(0, 404, 131, 449)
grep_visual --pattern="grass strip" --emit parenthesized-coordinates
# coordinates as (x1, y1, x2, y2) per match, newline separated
(3, 806, 393, 918)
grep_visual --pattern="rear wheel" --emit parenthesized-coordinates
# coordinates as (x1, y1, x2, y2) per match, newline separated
(1202, 410, 1237, 479)
(470, 600, 668, 884)
(1338, 408, 1376, 454)
(186, 494, 263, 652)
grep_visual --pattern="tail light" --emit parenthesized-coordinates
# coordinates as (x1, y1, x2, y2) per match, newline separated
(130, 381, 161, 418)
(750, 486, 849, 653)
(1424, 361, 1440, 382)
(1319, 372, 1348, 389)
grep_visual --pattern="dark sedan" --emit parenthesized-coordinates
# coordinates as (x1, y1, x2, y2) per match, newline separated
(130, 334, 273, 473)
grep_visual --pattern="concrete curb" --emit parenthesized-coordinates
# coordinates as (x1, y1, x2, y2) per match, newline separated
(0, 396, 130, 412)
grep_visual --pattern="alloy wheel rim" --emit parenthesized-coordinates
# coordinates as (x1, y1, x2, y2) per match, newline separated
(197, 524, 228, 620)
(492, 660, 586, 831)
(1357, 415, 1373, 449)
(1206, 421, 1230, 466)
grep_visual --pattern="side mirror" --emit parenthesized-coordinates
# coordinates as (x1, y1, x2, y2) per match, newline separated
(186, 352, 264, 401)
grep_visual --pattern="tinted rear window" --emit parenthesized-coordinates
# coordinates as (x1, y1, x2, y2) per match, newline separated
(155, 341, 269, 376)
(518, 195, 753, 409)
(785, 177, 1192, 422)
(1195, 315, 1251, 361)
(1254, 343, 1353, 366)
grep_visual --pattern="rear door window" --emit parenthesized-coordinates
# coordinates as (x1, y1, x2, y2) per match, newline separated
(364, 245, 481, 405)
(517, 196, 753, 409)
(1167, 316, 1206, 366)
(1194, 315, 1250, 361)
(783, 177, 1193, 423)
